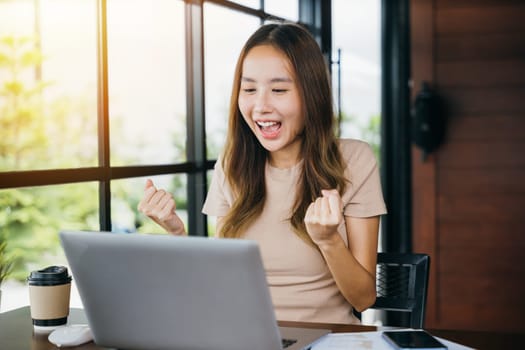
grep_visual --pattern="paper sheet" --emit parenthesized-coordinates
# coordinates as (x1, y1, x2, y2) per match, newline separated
(310, 330, 475, 350)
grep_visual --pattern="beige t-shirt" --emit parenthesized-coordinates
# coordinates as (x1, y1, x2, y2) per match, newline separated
(202, 139, 387, 324)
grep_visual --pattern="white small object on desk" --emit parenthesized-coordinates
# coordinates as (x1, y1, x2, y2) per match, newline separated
(48, 324, 93, 347)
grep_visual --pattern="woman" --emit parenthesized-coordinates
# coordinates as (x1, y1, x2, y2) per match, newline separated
(138, 22, 386, 324)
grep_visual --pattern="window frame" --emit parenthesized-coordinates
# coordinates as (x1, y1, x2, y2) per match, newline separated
(0, 0, 327, 236)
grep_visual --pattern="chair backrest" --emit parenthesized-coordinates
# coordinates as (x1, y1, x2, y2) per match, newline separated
(371, 252, 430, 329)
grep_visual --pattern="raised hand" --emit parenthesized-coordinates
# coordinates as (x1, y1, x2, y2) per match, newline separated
(304, 189, 343, 246)
(137, 179, 186, 235)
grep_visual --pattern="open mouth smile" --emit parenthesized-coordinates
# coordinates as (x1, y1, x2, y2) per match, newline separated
(256, 120, 282, 138)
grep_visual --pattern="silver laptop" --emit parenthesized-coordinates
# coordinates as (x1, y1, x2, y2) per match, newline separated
(59, 230, 329, 350)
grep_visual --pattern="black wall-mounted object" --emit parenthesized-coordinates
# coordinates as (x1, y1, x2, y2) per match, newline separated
(411, 82, 446, 160)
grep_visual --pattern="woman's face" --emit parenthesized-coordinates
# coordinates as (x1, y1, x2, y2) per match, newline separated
(238, 44, 304, 166)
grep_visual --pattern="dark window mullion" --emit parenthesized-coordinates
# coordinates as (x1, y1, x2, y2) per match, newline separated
(185, 0, 207, 236)
(97, 0, 111, 231)
(299, 0, 332, 70)
(380, 0, 411, 254)
(205, 0, 284, 21)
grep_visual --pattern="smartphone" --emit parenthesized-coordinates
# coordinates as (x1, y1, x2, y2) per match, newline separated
(382, 330, 447, 350)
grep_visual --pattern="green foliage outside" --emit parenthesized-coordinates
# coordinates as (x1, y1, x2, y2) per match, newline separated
(0, 35, 186, 281)
(339, 111, 381, 164)
(0, 36, 98, 280)
(0, 240, 13, 286)
(360, 113, 381, 162)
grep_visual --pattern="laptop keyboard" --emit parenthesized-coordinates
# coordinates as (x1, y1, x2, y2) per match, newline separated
(282, 338, 297, 348)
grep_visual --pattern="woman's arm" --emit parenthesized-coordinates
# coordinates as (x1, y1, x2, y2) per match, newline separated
(319, 216, 379, 312)
(304, 190, 379, 312)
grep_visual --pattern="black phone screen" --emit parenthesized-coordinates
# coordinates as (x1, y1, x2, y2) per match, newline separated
(382, 330, 447, 349)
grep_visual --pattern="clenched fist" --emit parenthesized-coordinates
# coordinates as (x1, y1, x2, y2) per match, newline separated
(137, 179, 186, 235)
(304, 189, 343, 246)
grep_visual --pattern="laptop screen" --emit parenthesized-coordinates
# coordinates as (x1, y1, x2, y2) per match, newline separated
(60, 231, 290, 350)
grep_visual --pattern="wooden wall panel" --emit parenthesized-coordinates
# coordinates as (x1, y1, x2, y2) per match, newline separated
(411, 0, 525, 332)
(446, 115, 525, 141)
(438, 88, 525, 115)
(437, 60, 525, 87)
(436, 5, 525, 34)
(438, 195, 525, 222)
(437, 33, 525, 61)
(439, 168, 525, 194)
(439, 222, 525, 248)
(438, 0, 525, 7)
(438, 240, 525, 332)
(438, 142, 525, 167)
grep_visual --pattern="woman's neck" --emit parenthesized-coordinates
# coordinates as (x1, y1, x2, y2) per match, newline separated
(268, 143, 302, 169)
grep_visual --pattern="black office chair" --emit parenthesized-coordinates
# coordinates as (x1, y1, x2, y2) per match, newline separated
(371, 252, 430, 329)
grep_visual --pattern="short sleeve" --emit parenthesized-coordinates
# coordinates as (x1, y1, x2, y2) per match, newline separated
(202, 157, 234, 217)
(339, 139, 387, 218)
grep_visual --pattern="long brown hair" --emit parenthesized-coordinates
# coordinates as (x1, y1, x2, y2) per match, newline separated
(219, 23, 347, 245)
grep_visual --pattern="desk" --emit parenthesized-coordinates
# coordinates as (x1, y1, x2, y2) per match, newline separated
(279, 320, 525, 350)
(1, 307, 524, 349)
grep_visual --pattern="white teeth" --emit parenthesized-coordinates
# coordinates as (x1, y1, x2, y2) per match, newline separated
(256, 121, 278, 127)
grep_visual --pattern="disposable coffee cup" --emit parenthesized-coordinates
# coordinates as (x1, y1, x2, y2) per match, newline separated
(27, 265, 72, 333)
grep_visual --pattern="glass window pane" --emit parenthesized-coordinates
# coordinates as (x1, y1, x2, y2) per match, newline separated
(204, 3, 259, 159)
(332, 0, 382, 325)
(0, 0, 98, 171)
(206, 170, 217, 237)
(0, 183, 99, 312)
(107, 0, 186, 166)
(264, 0, 298, 21)
(115, 174, 188, 235)
(332, 0, 381, 157)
